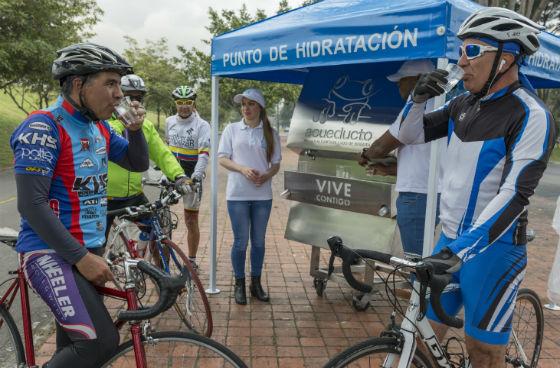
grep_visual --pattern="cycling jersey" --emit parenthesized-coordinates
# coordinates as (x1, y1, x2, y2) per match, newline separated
(165, 112, 210, 178)
(107, 116, 184, 199)
(11, 97, 129, 253)
(397, 82, 556, 261)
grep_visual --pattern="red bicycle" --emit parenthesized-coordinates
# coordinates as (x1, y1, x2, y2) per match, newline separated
(0, 228, 246, 368)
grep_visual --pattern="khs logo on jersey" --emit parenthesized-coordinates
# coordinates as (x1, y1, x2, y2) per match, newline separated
(72, 174, 107, 195)
(18, 132, 57, 149)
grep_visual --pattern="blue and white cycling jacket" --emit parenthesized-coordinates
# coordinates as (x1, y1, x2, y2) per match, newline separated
(396, 82, 557, 262)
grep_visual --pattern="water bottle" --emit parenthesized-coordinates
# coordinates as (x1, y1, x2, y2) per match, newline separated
(137, 231, 150, 255)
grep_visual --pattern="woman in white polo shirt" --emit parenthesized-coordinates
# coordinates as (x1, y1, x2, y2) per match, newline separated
(218, 88, 282, 305)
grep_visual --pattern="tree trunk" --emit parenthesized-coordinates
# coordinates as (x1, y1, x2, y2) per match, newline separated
(478, 0, 489, 6)
(507, 0, 516, 10)
(157, 106, 161, 131)
(532, 0, 549, 21)
(6, 87, 30, 115)
(526, 0, 535, 18)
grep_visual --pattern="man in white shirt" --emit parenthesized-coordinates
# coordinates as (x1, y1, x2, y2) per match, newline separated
(359, 60, 439, 258)
(166, 86, 211, 269)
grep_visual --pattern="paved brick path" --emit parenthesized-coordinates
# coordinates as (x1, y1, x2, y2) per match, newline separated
(34, 138, 560, 367)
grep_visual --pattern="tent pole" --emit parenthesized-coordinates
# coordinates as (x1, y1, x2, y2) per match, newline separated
(206, 76, 220, 294)
(422, 58, 448, 257)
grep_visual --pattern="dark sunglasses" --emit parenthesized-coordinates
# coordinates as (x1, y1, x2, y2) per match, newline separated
(459, 44, 498, 60)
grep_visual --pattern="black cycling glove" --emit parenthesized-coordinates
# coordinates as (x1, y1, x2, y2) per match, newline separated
(412, 69, 449, 103)
(422, 247, 462, 275)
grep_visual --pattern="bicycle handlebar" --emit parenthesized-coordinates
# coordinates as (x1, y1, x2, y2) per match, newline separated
(106, 189, 183, 219)
(118, 260, 187, 321)
(327, 236, 463, 329)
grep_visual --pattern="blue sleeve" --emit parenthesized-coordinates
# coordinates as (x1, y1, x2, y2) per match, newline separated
(11, 114, 60, 177)
(103, 121, 128, 162)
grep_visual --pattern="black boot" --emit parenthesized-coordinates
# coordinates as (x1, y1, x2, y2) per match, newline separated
(250, 276, 270, 302)
(234, 278, 247, 305)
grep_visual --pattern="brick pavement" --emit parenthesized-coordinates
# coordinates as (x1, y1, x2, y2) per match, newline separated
(34, 138, 560, 367)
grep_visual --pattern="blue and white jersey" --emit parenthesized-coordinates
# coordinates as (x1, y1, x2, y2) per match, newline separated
(10, 96, 129, 253)
(397, 82, 557, 261)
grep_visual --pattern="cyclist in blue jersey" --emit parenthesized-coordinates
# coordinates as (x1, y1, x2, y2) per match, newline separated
(395, 8, 557, 368)
(10, 43, 149, 368)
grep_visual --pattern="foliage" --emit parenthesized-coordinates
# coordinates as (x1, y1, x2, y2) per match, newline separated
(0, 0, 103, 114)
(174, 3, 307, 128)
(122, 37, 184, 130)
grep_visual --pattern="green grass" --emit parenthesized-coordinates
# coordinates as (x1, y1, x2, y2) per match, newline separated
(0, 91, 27, 169)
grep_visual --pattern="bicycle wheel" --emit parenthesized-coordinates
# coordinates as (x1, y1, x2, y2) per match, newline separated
(106, 222, 147, 298)
(506, 288, 544, 368)
(101, 331, 247, 367)
(324, 337, 433, 368)
(0, 304, 25, 368)
(157, 206, 175, 241)
(158, 239, 212, 337)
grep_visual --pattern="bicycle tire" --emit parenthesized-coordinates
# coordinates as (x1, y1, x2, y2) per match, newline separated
(101, 330, 247, 367)
(157, 239, 213, 337)
(158, 207, 174, 241)
(506, 288, 544, 368)
(106, 222, 147, 298)
(324, 337, 433, 368)
(0, 304, 25, 368)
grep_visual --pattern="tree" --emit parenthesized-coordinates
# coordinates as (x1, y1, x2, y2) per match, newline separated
(475, 0, 560, 27)
(0, 0, 102, 114)
(175, 3, 303, 128)
(122, 37, 184, 129)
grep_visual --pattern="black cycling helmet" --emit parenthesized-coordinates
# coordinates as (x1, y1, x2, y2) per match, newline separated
(52, 42, 133, 81)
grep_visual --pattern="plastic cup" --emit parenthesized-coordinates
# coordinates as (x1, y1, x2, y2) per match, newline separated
(440, 64, 464, 94)
(114, 97, 136, 126)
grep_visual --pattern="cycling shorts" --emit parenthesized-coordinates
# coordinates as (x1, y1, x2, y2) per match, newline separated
(426, 233, 527, 345)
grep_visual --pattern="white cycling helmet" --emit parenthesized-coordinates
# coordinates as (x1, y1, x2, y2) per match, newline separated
(121, 74, 146, 94)
(458, 7, 544, 55)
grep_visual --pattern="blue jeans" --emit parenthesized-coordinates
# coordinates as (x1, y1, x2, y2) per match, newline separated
(396, 192, 440, 257)
(227, 200, 273, 279)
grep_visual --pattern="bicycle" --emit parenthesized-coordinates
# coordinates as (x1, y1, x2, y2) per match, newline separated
(0, 228, 246, 368)
(322, 236, 544, 368)
(105, 178, 212, 337)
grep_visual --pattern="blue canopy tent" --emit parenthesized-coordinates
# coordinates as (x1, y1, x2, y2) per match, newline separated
(204, 0, 560, 292)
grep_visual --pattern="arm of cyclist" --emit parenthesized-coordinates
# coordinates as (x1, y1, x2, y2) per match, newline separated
(15, 175, 114, 285)
(447, 109, 557, 263)
(395, 71, 451, 145)
(111, 101, 149, 172)
(191, 120, 211, 181)
(143, 118, 185, 181)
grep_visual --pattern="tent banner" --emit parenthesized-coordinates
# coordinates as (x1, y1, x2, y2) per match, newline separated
(287, 63, 405, 153)
(212, 8, 446, 76)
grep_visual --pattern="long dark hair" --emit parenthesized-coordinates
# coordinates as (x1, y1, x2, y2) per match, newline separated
(259, 108, 274, 163)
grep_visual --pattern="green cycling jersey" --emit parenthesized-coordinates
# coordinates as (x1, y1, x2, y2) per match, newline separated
(107, 116, 184, 198)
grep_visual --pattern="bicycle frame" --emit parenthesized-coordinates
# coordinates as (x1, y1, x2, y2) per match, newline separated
(0, 257, 151, 368)
(383, 279, 455, 368)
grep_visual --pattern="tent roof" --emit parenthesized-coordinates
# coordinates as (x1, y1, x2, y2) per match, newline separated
(211, 0, 560, 88)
